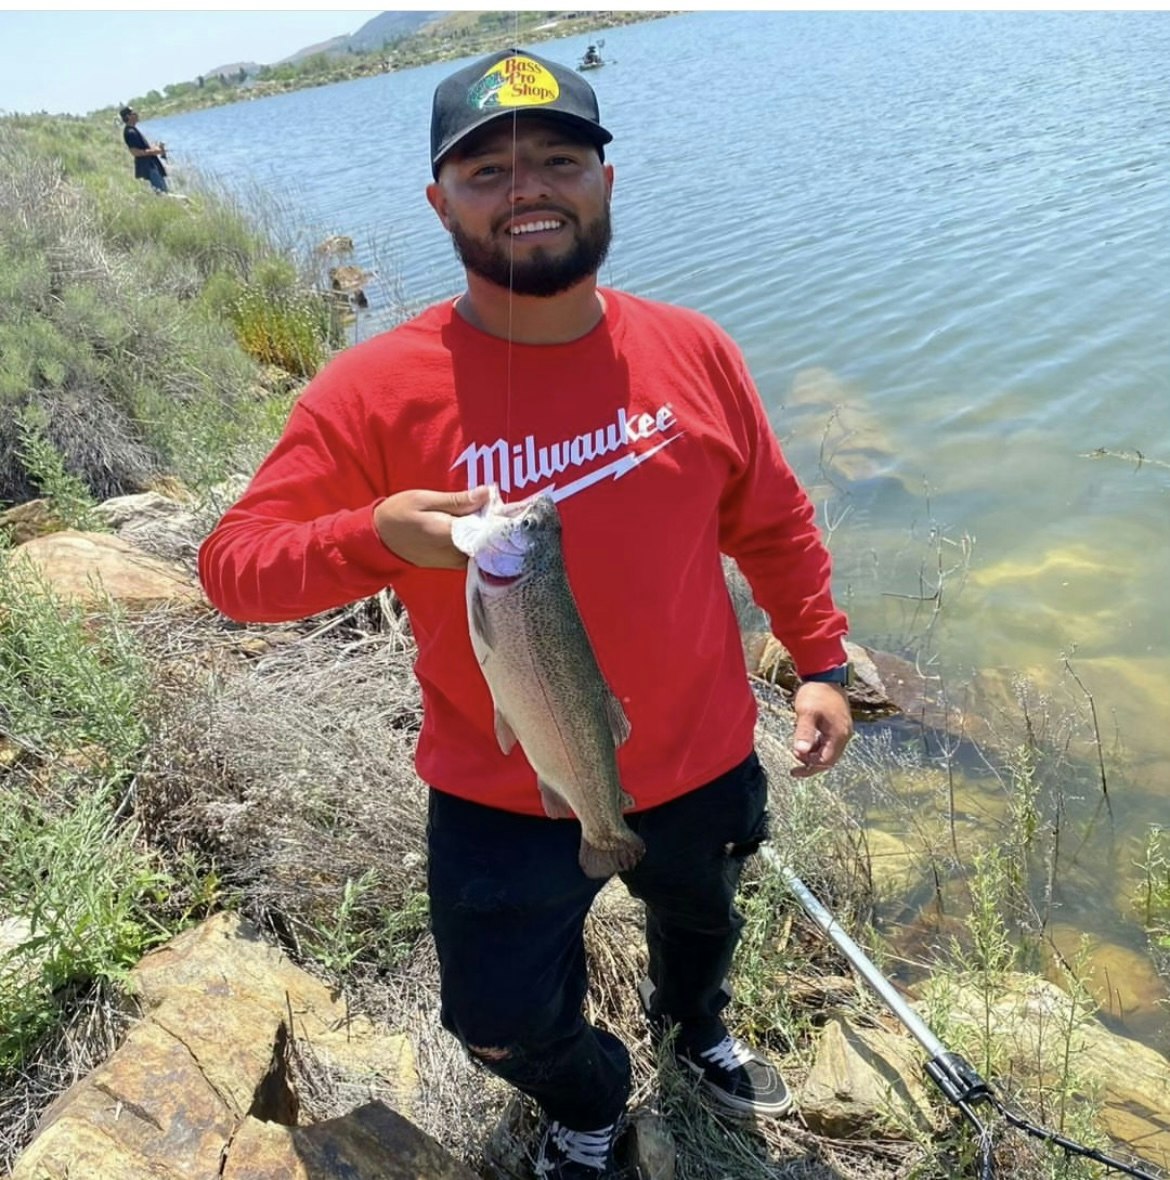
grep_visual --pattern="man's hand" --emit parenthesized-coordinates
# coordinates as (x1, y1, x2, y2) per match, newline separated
(790, 681, 853, 777)
(374, 486, 490, 569)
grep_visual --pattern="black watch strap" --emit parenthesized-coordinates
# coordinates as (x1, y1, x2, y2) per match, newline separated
(800, 661, 854, 687)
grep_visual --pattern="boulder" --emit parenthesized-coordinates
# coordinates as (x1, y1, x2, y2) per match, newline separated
(315, 235, 354, 257)
(223, 1101, 481, 1180)
(93, 488, 200, 561)
(798, 1015, 936, 1139)
(0, 498, 60, 545)
(861, 828, 921, 901)
(934, 972, 1170, 1172)
(93, 491, 188, 532)
(94, 491, 201, 562)
(0, 916, 40, 993)
(329, 264, 370, 292)
(12, 912, 424, 1180)
(6, 530, 205, 611)
(752, 634, 902, 718)
(1043, 923, 1170, 1046)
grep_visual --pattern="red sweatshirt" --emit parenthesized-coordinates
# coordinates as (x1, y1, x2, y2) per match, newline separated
(198, 290, 848, 814)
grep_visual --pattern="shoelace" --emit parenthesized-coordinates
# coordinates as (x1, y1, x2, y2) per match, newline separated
(535, 1120, 616, 1174)
(700, 1035, 756, 1072)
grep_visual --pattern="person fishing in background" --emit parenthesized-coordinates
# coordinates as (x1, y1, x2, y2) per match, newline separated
(119, 106, 168, 193)
(198, 47, 853, 1180)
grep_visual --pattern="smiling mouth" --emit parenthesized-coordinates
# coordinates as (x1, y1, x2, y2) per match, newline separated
(508, 219, 564, 236)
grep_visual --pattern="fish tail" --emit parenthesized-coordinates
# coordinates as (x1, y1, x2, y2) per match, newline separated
(578, 829, 646, 879)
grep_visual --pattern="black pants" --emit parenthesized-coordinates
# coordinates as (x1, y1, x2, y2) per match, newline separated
(426, 751, 769, 1130)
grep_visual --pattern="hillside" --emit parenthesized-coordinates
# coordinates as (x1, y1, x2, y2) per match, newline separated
(117, 10, 672, 119)
(342, 10, 449, 54)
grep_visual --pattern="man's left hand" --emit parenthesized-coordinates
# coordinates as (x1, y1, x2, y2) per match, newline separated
(790, 682, 853, 777)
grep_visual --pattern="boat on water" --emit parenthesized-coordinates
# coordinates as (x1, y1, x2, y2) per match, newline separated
(577, 42, 606, 71)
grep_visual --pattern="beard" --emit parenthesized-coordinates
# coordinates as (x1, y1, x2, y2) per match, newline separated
(448, 204, 612, 297)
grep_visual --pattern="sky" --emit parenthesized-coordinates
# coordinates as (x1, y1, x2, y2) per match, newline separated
(3, 1, 1164, 118)
(0, 8, 387, 116)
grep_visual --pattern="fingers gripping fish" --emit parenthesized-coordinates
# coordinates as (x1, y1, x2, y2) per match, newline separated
(451, 487, 645, 878)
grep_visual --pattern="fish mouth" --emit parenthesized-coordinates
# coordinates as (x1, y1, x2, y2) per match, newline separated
(474, 528, 531, 582)
(477, 566, 524, 587)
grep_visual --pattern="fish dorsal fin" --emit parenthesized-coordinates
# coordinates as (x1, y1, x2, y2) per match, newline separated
(494, 708, 517, 755)
(605, 693, 631, 748)
(470, 584, 494, 651)
(538, 780, 576, 820)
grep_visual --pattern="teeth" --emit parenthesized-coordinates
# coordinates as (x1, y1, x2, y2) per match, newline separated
(509, 219, 561, 235)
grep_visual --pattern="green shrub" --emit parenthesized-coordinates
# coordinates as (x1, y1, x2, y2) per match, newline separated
(229, 280, 332, 377)
(197, 268, 245, 321)
(1138, 827, 1170, 952)
(0, 553, 147, 768)
(0, 784, 172, 1071)
(14, 406, 104, 530)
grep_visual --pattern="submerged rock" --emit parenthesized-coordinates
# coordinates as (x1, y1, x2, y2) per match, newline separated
(925, 972, 1170, 1172)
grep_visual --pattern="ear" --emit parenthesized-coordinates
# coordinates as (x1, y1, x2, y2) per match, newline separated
(603, 163, 615, 199)
(426, 181, 451, 231)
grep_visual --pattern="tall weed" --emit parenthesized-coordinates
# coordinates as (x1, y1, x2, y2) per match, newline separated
(14, 406, 103, 530)
(0, 552, 147, 768)
(0, 784, 172, 1072)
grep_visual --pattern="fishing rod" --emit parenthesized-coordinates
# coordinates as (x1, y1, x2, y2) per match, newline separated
(760, 846, 1164, 1180)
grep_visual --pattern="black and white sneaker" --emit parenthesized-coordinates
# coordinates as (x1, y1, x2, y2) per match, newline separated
(638, 977, 792, 1118)
(676, 1032, 792, 1118)
(534, 1119, 622, 1179)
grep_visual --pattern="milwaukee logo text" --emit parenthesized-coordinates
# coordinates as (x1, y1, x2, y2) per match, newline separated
(451, 405, 679, 495)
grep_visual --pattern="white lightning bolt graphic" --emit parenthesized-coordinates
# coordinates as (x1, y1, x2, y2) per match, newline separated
(547, 434, 685, 504)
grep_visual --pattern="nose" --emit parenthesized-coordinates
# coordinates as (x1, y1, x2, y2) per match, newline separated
(508, 156, 550, 203)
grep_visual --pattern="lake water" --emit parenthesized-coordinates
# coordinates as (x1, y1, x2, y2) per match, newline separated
(153, 11, 1170, 1050)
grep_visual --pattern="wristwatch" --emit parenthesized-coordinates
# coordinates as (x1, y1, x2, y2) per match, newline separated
(800, 662, 854, 688)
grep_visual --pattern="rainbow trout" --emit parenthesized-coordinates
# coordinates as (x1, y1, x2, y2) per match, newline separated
(451, 488, 645, 878)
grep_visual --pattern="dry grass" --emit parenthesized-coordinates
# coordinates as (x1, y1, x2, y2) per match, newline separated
(0, 983, 130, 1167)
(1, 510, 1110, 1179)
(124, 579, 937, 1179)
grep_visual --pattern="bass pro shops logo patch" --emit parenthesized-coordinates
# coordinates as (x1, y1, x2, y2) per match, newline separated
(467, 56, 559, 111)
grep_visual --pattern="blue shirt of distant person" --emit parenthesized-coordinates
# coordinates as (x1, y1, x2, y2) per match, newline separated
(119, 107, 168, 193)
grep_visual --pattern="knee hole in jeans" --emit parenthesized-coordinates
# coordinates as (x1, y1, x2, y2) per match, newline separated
(467, 1043, 512, 1062)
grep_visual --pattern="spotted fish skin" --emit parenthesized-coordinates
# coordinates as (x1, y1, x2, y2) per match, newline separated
(453, 489, 644, 878)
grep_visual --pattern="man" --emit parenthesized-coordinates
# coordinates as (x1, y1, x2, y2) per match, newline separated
(119, 106, 168, 193)
(199, 48, 853, 1179)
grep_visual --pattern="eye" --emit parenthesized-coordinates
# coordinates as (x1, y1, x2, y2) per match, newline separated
(521, 517, 536, 532)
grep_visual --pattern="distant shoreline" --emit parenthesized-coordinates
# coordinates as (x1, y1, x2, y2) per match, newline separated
(101, 11, 677, 123)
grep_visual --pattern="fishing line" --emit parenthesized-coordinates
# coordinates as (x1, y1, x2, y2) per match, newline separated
(762, 847, 1163, 1180)
(503, 13, 520, 500)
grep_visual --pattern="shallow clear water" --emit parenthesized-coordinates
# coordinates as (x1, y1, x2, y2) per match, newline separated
(154, 11, 1170, 1049)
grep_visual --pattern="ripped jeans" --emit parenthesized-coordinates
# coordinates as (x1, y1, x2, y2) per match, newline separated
(426, 751, 770, 1130)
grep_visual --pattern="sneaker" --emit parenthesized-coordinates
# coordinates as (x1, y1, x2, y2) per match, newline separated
(534, 1118, 622, 1179)
(637, 977, 792, 1118)
(676, 1032, 793, 1118)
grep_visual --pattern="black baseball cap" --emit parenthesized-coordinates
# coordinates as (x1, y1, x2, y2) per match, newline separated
(430, 47, 613, 179)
